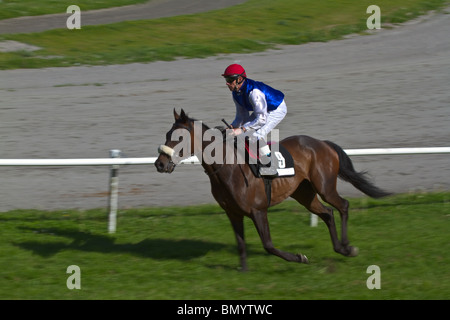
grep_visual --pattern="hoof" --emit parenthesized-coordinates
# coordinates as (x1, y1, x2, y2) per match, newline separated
(347, 246, 359, 257)
(297, 254, 309, 264)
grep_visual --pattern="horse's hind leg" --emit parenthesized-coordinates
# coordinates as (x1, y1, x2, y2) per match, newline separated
(319, 191, 358, 256)
(291, 185, 343, 255)
(250, 209, 309, 264)
(291, 181, 357, 257)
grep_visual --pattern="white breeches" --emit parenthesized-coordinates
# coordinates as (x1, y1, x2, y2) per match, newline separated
(246, 100, 287, 140)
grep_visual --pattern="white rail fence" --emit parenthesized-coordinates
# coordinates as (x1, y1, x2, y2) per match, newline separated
(1, 147, 449, 233)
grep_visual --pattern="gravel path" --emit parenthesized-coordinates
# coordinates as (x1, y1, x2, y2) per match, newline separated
(0, 7, 449, 212)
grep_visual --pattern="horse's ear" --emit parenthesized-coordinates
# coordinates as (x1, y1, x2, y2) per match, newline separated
(173, 108, 180, 120)
(180, 108, 187, 120)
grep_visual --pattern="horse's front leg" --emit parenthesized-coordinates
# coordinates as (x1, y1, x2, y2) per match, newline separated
(250, 209, 309, 264)
(228, 214, 248, 272)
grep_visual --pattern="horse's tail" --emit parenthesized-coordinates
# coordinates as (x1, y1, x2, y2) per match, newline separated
(324, 141, 391, 199)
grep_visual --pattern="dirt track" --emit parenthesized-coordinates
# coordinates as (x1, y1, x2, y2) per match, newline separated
(0, 7, 449, 212)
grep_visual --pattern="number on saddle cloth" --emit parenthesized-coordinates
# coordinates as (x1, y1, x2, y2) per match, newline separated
(267, 142, 295, 177)
(242, 140, 295, 178)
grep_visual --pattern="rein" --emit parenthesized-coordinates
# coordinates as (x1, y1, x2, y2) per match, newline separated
(159, 121, 248, 184)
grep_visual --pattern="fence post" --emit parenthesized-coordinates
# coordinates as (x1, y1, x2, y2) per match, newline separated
(310, 214, 318, 227)
(108, 149, 121, 233)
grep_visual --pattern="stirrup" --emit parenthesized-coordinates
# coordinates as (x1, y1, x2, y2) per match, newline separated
(259, 166, 278, 176)
(258, 155, 278, 176)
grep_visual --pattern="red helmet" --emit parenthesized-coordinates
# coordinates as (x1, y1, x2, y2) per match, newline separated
(222, 64, 246, 78)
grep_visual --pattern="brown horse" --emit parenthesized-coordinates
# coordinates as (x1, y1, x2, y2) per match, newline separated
(155, 109, 390, 271)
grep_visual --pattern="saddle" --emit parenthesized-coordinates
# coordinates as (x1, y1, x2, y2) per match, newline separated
(243, 140, 295, 207)
(244, 141, 295, 179)
(221, 129, 296, 206)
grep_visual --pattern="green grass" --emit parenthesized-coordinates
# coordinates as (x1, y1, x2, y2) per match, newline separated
(0, 192, 449, 299)
(0, 0, 448, 69)
(0, 0, 149, 20)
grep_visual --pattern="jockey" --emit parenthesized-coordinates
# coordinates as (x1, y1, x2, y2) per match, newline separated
(222, 63, 287, 176)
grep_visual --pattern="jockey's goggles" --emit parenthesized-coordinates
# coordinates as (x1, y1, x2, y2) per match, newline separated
(225, 76, 238, 83)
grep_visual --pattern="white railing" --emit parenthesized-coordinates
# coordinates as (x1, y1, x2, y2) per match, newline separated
(1, 147, 449, 232)
(1, 147, 449, 167)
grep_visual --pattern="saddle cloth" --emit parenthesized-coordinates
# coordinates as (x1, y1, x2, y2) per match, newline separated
(244, 141, 295, 178)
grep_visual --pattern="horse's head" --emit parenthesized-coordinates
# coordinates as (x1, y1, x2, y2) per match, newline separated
(155, 108, 196, 173)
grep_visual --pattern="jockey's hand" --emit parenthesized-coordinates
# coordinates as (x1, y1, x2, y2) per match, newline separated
(229, 128, 244, 136)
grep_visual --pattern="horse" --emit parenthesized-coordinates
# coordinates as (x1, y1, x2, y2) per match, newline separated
(155, 109, 390, 271)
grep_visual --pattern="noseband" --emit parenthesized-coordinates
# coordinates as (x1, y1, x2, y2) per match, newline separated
(158, 144, 175, 157)
(158, 122, 194, 167)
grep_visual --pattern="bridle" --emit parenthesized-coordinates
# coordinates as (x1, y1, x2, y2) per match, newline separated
(157, 121, 194, 168)
(158, 121, 244, 179)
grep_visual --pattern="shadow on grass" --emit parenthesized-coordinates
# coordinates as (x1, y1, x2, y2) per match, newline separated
(14, 227, 232, 261)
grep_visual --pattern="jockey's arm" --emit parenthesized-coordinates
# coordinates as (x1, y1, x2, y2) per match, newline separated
(230, 97, 247, 128)
(242, 89, 267, 131)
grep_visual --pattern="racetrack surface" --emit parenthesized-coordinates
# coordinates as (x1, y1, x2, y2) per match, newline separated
(0, 7, 449, 212)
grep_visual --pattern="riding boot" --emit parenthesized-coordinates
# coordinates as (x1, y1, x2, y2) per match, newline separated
(258, 145, 278, 176)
